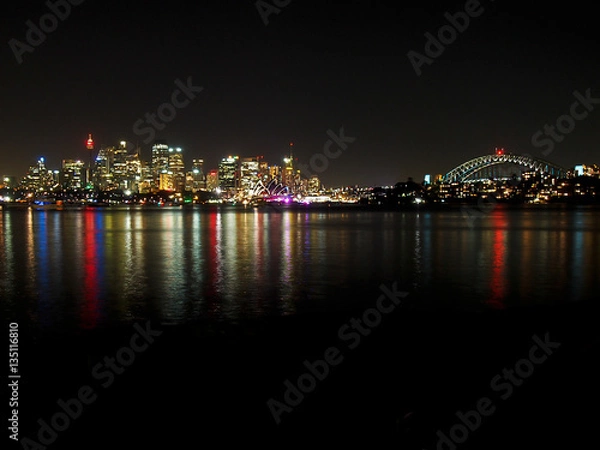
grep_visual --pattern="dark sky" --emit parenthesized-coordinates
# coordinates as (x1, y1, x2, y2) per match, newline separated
(1, 0, 599, 187)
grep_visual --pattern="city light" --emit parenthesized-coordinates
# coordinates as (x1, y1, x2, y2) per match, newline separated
(1, 143, 598, 208)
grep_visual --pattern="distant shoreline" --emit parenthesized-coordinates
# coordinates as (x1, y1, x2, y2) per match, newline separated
(2, 200, 600, 212)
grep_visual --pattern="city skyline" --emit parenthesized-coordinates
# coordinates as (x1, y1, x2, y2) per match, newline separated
(1, 1, 599, 187)
(6, 135, 598, 190)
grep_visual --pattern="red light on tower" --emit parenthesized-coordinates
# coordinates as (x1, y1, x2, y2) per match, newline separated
(495, 147, 504, 155)
(86, 134, 94, 150)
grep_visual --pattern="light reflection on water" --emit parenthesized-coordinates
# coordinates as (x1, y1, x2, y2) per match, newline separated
(1, 205, 599, 330)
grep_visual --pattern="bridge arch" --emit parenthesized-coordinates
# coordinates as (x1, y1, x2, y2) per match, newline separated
(442, 153, 568, 183)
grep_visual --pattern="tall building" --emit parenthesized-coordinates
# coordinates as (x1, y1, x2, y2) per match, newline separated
(61, 160, 86, 190)
(282, 143, 295, 189)
(110, 142, 129, 190)
(168, 147, 186, 192)
(258, 160, 270, 183)
(240, 156, 259, 196)
(124, 147, 142, 193)
(21, 157, 55, 192)
(139, 161, 154, 194)
(186, 158, 205, 192)
(218, 156, 240, 194)
(269, 164, 281, 184)
(206, 169, 219, 192)
(151, 141, 169, 187)
(308, 174, 321, 194)
(94, 146, 114, 189)
(86, 134, 95, 187)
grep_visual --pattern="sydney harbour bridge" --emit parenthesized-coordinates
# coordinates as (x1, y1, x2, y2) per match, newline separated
(442, 150, 568, 183)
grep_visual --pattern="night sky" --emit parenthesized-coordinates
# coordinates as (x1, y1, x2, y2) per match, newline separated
(1, 0, 599, 187)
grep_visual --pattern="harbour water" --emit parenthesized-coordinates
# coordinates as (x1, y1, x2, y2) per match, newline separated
(2, 204, 599, 448)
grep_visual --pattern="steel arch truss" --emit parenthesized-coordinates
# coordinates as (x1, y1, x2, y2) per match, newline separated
(442, 154, 568, 183)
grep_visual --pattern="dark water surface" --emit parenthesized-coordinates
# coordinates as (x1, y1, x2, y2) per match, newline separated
(2, 205, 599, 326)
(2, 205, 599, 448)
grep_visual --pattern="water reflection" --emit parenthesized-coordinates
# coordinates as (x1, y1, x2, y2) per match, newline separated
(487, 212, 507, 309)
(0, 206, 599, 329)
(82, 211, 102, 329)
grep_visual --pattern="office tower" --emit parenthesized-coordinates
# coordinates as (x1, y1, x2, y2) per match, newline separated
(61, 160, 86, 190)
(269, 164, 281, 184)
(139, 161, 154, 194)
(94, 146, 114, 189)
(151, 141, 169, 187)
(308, 174, 321, 194)
(258, 160, 270, 182)
(168, 147, 185, 192)
(240, 156, 259, 196)
(21, 157, 55, 192)
(109, 142, 129, 190)
(218, 156, 240, 194)
(206, 169, 219, 192)
(187, 158, 206, 191)
(124, 146, 142, 193)
(282, 142, 294, 190)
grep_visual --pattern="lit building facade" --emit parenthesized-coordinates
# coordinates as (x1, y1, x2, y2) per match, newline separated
(21, 157, 55, 192)
(218, 156, 240, 194)
(186, 158, 206, 192)
(60, 160, 86, 190)
(206, 169, 219, 192)
(151, 141, 170, 188)
(240, 156, 259, 196)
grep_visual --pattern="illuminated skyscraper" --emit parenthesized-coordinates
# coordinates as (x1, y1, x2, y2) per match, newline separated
(218, 156, 240, 194)
(282, 142, 295, 189)
(61, 160, 86, 190)
(258, 159, 270, 182)
(186, 158, 205, 191)
(21, 157, 54, 192)
(168, 147, 185, 192)
(112, 142, 128, 188)
(240, 156, 259, 196)
(124, 145, 142, 193)
(94, 146, 114, 189)
(308, 174, 321, 193)
(206, 169, 219, 192)
(151, 141, 169, 187)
